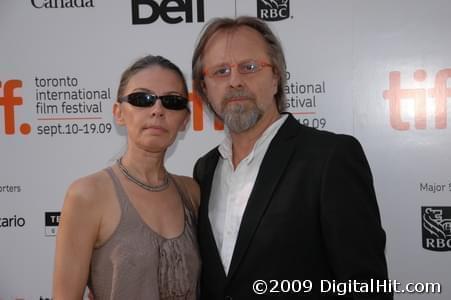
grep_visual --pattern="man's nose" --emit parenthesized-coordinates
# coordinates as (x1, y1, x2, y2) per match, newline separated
(228, 67, 245, 88)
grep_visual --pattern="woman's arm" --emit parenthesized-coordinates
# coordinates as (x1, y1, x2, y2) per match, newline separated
(53, 177, 102, 299)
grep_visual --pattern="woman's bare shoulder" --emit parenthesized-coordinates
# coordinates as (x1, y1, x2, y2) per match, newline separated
(64, 169, 112, 210)
(172, 175, 200, 210)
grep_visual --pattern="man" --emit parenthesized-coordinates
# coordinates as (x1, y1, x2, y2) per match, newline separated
(192, 16, 391, 299)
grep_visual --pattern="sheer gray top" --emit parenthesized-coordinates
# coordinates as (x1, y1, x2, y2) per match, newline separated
(88, 167, 200, 300)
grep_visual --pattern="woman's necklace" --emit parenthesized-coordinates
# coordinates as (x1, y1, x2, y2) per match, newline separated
(117, 157, 170, 192)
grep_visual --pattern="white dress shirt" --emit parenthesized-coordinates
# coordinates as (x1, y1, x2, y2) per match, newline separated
(208, 114, 288, 274)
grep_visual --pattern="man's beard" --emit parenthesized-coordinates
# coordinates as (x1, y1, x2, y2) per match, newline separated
(220, 89, 262, 133)
(222, 102, 262, 133)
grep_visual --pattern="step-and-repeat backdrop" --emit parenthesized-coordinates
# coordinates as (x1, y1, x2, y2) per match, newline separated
(1, 0, 450, 299)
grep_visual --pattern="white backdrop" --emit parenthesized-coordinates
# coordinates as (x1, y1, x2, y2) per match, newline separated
(1, 0, 450, 299)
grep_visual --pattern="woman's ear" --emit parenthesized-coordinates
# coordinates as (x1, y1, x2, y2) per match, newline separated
(113, 102, 125, 126)
(179, 112, 190, 131)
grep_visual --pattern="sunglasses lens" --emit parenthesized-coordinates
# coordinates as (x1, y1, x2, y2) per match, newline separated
(160, 95, 188, 110)
(126, 93, 156, 107)
(121, 93, 188, 110)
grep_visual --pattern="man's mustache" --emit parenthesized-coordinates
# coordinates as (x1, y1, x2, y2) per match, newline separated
(223, 89, 256, 102)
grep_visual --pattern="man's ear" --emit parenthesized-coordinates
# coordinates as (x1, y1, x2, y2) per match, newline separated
(271, 70, 279, 97)
(201, 80, 207, 95)
(113, 102, 125, 126)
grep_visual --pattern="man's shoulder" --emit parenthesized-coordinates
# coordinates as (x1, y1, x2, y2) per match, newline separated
(282, 115, 362, 151)
(196, 146, 220, 163)
(193, 146, 220, 180)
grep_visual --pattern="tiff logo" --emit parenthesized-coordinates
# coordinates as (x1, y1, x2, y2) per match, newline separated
(188, 91, 223, 131)
(422, 206, 451, 251)
(258, 0, 290, 21)
(0, 80, 31, 135)
(45, 211, 61, 236)
(383, 69, 451, 130)
(132, 0, 205, 24)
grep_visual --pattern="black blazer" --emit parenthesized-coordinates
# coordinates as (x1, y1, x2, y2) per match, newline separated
(194, 114, 391, 299)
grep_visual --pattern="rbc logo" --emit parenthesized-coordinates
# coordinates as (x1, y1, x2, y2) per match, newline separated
(383, 69, 451, 130)
(422, 207, 451, 251)
(258, 0, 290, 21)
(132, 0, 205, 24)
(0, 80, 31, 135)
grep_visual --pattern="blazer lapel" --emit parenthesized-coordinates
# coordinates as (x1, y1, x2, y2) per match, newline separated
(227, 114, 299, 280)
(197, 149, 228, 280)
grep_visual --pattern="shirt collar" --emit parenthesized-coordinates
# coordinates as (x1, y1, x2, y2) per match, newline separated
(218, 114, 288, 164)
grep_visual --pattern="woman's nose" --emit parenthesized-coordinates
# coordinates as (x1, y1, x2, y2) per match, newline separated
(150, 99, 165, 117)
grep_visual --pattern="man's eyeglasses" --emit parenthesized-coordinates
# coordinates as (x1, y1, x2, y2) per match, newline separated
(118, 92, 189, 110)
(203, 60, 273, 79)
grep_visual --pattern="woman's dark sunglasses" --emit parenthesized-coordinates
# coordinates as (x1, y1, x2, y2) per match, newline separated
(118, 92, 189, 110)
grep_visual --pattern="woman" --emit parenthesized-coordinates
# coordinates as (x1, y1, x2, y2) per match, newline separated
(53, 55, 200, 299)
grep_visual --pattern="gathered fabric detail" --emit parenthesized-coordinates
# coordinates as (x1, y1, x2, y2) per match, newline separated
(159, 240, 192, 299)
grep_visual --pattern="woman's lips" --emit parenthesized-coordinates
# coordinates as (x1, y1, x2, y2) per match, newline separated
(143, 125, 168, 134)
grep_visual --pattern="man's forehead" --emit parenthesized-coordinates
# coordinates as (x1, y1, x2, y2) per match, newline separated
(202, 26, 269, 63)
(207, 26, 263, 45)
